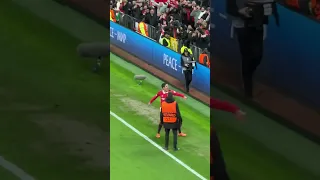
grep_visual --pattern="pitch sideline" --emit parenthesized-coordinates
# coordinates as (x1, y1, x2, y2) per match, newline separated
(0, 156, 35, 180)
(110, 111, 208, 180)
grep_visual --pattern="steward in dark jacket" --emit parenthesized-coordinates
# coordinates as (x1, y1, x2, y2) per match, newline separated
(161, 92, 181, 151)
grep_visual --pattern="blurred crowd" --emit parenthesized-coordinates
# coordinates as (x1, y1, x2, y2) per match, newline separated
(110, 0, 211, 61)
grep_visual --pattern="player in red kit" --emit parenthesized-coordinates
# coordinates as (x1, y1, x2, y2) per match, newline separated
(149, 83, 187, 138)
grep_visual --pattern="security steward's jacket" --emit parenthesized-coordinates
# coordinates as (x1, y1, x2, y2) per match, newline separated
(160, 36, 171, 48)
(226, 0, 279, 27)
(160, 99, 181, 129)
(110, 9, 116, 22)
(180, 46, 193, 55)
(199, 53, 210, 68)
(181, 54, 197, 71)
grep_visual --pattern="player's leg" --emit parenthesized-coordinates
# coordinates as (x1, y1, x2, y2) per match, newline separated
(183, 70, 188, 92)
(156, 123, 163, 138)
(178, 117, 187, 137)
(164, 128, 170, 150)
(156, 108, 162, 138)
(186, 70, 192, 92)
(212, 130, 230, 180)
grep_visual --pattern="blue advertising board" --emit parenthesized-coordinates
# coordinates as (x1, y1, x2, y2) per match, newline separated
(211, 1, 320, 107)
(110, 21, 210, 95)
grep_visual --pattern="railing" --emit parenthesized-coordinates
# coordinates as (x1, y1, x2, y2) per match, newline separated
(115, 12, 209, 64)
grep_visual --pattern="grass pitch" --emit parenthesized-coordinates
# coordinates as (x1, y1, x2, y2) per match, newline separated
(0, 0, 108, 179)
(110, 54, 210, 180)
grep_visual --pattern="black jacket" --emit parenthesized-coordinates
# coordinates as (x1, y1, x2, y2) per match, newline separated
(181, 54, 197, 71)
(226, 0, 279, 26)
(160, 99, 181, 129)
(146, 13, 158, 27)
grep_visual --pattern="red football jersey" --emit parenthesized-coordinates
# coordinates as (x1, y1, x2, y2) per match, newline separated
(149, 90, 185, 105)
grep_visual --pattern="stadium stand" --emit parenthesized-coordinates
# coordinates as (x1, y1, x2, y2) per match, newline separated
(110, 0, 210, 65)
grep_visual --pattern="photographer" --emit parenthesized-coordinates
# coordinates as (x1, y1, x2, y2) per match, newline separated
(181, 49, 197, 92)
(226, 0, 279, 98)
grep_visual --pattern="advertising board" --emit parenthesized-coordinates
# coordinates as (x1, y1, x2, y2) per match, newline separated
(110, 22, 210, 95)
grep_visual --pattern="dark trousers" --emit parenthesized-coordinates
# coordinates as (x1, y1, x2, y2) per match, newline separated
(183, 70, 192, 92)
(212, 130, 230, 180)
(165, 128, 178, 149)
(236, 26, 264, 97)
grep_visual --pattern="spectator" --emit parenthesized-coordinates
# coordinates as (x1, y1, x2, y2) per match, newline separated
(120, 0, 130, 14)
(199, 48, 210, 68)
(159, 32, 171, 48)
(111, 0, 210, 63)
(146, 8, 158, 27)
(137, 16, 149, 37)
(132, 1, 142, 20)
(110, 5, 116, 22)
(194, 23, 209, 49)
(190, 5, 202, 27)
(176, 25, 188, 40)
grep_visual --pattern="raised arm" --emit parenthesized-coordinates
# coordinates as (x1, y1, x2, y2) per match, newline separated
(149, 92, 160, 104)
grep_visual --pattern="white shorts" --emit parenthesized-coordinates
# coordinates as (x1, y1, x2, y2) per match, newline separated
(159, 107, 162, 112)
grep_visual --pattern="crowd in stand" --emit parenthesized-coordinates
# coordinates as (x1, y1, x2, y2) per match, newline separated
(110, 0, 210, 67)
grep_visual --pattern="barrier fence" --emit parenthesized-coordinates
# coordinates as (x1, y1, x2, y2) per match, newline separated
(114, 11, 209, 65)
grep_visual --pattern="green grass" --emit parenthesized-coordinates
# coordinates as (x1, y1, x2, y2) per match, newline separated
(0, 0, 108, 179)
(110, 116, 200, 180)
(110, 60, 210, 179)
(0, 166, 19, 180)
(215, 116, 319, 180)
(110, 53, 320, 180)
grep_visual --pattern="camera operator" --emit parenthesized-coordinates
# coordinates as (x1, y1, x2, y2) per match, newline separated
(226, 0, 279, 98)
(181, 49, 197, 92)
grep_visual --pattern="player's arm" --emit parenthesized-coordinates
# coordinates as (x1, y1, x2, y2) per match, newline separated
(210, 98, 239, 113)
(211, 97, 246, 120)
(171, 90, 187, 99)
(148, 91, 160, 104)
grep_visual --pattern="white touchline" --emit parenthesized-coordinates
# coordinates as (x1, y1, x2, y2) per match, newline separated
(110, 111, 208, 180)
(0, 156, 35, 180)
